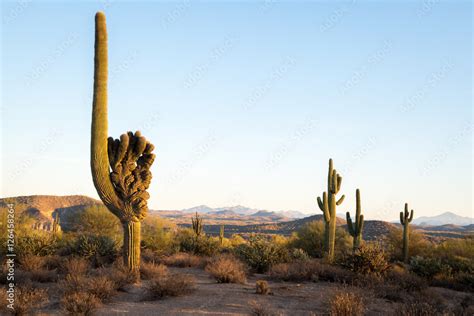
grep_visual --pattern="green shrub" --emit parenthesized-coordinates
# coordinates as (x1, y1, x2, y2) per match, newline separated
(385, 228, 432, 261)
(15, 234, 59, 256)
(235, 235, 289, 273)
(409, 256, 447, 279)
(340, 243, 390, 276)
(141, 215, 179, 255)
(68, 235, 119, 266)
(68, 205, 121, 241)
(290, 221, 351, 259)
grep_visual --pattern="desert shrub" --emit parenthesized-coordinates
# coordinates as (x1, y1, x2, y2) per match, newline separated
(141, 215, 179, 255)
(409, 256, 447, 279)
(162, 252, 205, 268)
(289, 248, 310, 262)
(385, 228, 432, 261)
(205, 254, 247, 283)
(145, 270, 196, 299)
(43, 255, 65, 270)
(141, 261, 168, 280)
(62, 257, 89, 275)
(17, 254, 57, 283)
(87, 275, 116, 302)
(61, 273, 116, 303)
(193, 236, 220, 256)
(269, 260, 319, 282)
(141, 248, 161, 263)
(15, 234, 59, 256)
(395, 300, 438, 316)
(104, 261, 138, 290)
(434, 236, 474, 267)
(69, 235, 119, 266)
(340, 243, 390, 276)
(68, 205, 121, 241)
(432, 272, 474, 292)
(235, 235, 289, 273)
(256, 280, 270, 295)
(328, 289, 365, 316)
(290, 221, 351, 259)
(18, 254, 46, 271)
(61, 291, 101, 316)
(176, 228, 219, 256)
(229, 234, 246, 247)
(248, 300, 278, 316)
(0, 284, 49, 316)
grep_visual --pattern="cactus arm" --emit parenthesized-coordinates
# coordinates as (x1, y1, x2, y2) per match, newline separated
(408, 209, 414, 222)
(318, 192, 330, 222)
(346, 212, 354, 236)
(336, 194, 345, 205)
(358, 214, 364, 232)
(400, 212, 405, 225)
(90, 12, 123, 216)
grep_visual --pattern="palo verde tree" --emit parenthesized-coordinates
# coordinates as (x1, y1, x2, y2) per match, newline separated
(400, 203, 414, 263)
(346, 189, 364, 251)
(317, 158, 345, 262)
(90, 12, 155, 275)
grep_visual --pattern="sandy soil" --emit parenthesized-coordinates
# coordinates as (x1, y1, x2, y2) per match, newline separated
(33, 267, 472, 316)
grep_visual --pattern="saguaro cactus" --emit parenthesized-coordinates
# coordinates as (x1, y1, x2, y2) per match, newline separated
(400, 203, 414, 263)
(90, 12, 155, 275)
(346, 189, 364, 251)
(317, 159, 345, 262)
(219, 224, 225, 245)
(192, 212, 203, 239)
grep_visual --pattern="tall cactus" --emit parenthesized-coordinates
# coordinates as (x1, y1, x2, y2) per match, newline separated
(219, 224, 225, 245)
(317, 159, 345, 262)
(90, 12, 155, 275)
(346, 189, 364, 251)
(400, 203, 414, 263)
(191, 212, 203, 238)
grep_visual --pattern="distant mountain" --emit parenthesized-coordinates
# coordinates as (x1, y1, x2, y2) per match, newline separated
(181, 205, 307, 218)
(412, 212, 473, 226)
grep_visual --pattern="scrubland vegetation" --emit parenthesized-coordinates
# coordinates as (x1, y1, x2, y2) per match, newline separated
(0, 204, 472, 315)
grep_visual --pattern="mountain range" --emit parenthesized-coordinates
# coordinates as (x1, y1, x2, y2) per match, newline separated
(180, 205, 307, 219)
(411, 211, 473, 226)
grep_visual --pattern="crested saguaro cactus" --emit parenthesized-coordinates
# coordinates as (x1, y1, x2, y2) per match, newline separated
(400, 203, 414, 263)
(317, 159, 345, 262)
(346, 189, 364, 251)
(90, 12, 155, 275)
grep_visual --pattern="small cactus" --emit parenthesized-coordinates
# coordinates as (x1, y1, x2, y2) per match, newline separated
(191, 212, 203, 239)
(256, 280, 270, 295)
(52, 212, 61, 234)
(317, 158, 345, 262)
(346, 189, 364, 251)
(400, 203, 414, 263)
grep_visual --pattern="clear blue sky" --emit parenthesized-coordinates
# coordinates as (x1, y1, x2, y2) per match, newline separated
(1, 1, 472, 220)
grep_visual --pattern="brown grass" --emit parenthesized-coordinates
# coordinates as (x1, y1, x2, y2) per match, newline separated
(87, 275, 116, 302)
(205, 254, 247, 284)
(62, 257, 89, 275)
(269, 260, 354, 284)
(144, 268, 196, 300)
(18, 254, 45, 272)
(162, 252, 205, 268)
(103, 262, 138, 290)
(140, 261, 168, 280)
(395, 301, 438, 316)
(0, 284, 49, 316)
(248, 300, 279, 316)
(328, 289, 365, 316)
(61, 291, 101, 316)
